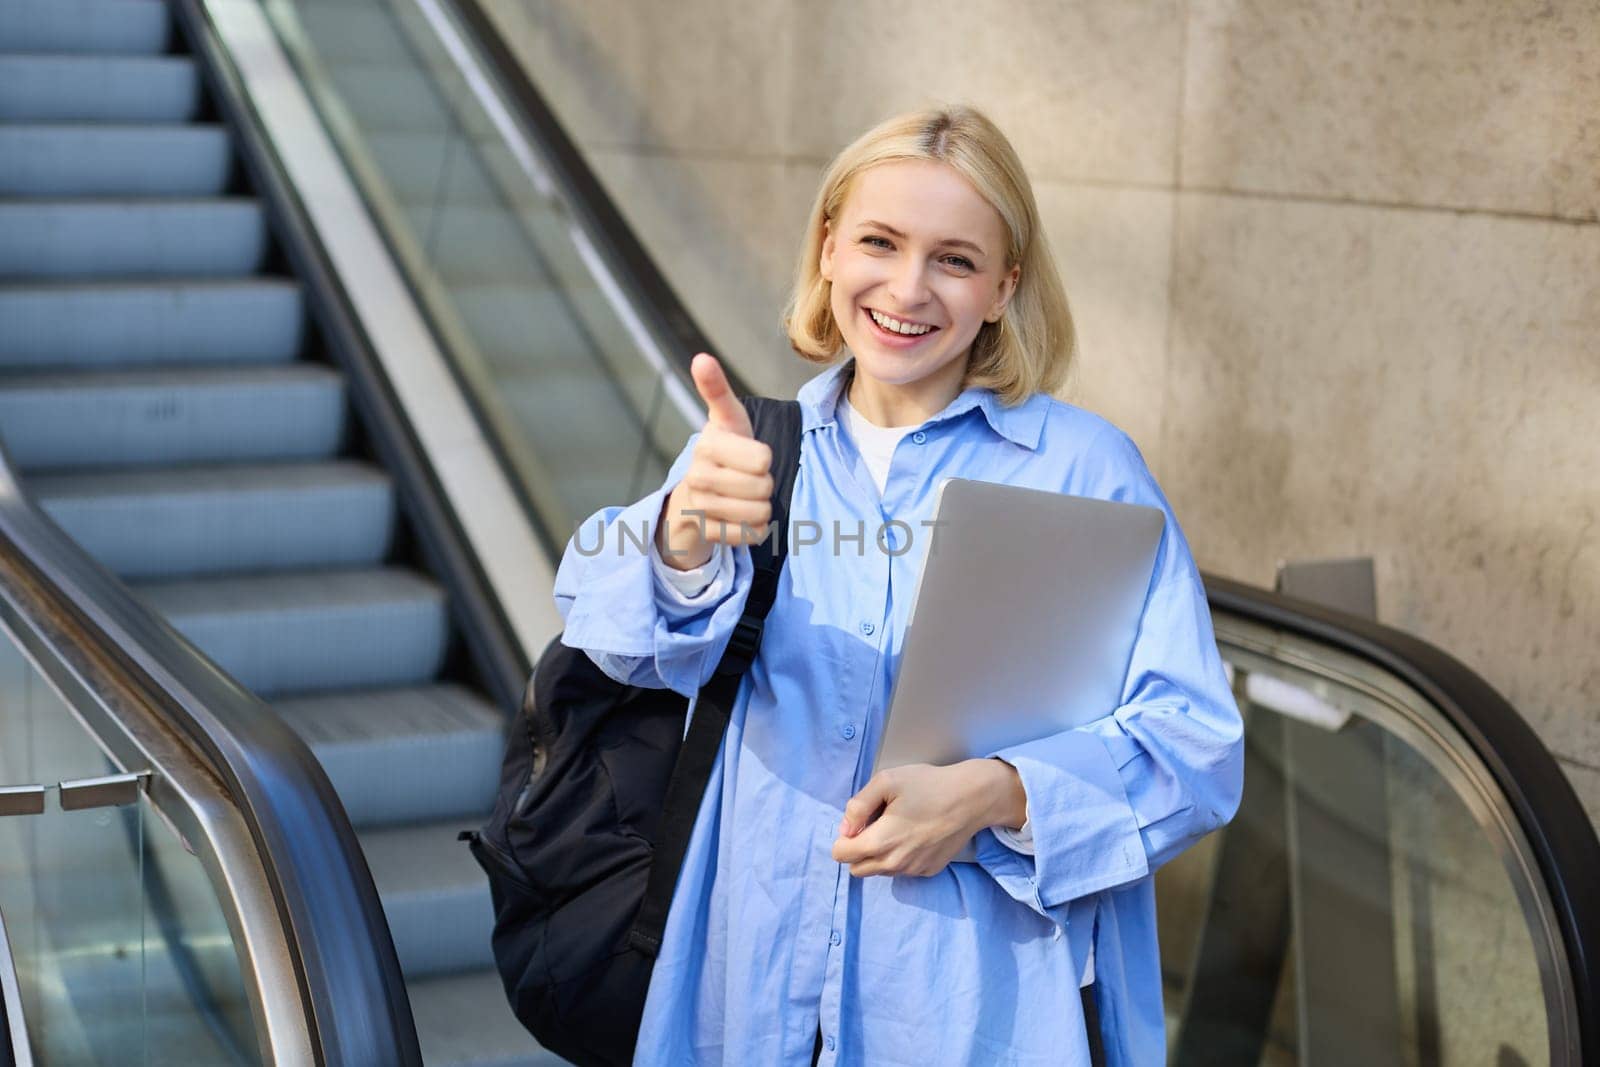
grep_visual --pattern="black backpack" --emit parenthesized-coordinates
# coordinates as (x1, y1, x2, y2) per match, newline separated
(463, 397, 804, 1067)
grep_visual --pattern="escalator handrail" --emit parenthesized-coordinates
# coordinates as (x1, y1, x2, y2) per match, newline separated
(1204, 572, 1600, 1053)
(0, 471, 420, 1064)
(0, 903, 29, 1067)
(444, 0, 757, 402)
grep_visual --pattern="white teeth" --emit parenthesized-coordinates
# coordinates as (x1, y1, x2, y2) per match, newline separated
(869, 309, 933, 336)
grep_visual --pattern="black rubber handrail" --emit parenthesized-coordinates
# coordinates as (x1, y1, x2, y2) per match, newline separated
(0, 454, 418, 1065)
(1204, 573, 1600, 1057)
(446, 0, 755, 401)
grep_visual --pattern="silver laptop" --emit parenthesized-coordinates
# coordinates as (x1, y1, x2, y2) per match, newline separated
(872, 478, 1165, 858)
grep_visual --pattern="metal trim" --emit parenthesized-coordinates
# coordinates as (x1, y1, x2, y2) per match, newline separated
(0, 788, 44, 819)
(0, 904, 34, 1067)
(0, 549, 317, 1064)
(57, 772, 144, 811)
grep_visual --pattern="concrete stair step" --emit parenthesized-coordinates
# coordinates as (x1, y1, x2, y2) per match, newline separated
(408, 970, 564, 1067)
(30, 460, 395, 579)
(0, 0, 171, 55)
(361, 818, 496, 978)
(0, 279, 304, 369)
(0, 198, 268, 279)
(0, 363, 347, 471)
(134, 567, 449, 697)
(276, 683, 504, 828)
(0, 125, 233, 198)
(0, 54, 200, 122)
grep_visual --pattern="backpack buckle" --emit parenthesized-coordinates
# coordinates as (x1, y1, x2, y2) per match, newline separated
(716, 615, 764, 674)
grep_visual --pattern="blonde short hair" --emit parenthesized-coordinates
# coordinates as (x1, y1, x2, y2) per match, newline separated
(784, 105, 1075, 405)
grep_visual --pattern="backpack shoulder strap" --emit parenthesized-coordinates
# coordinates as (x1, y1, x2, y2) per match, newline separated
(716, 396, 802, 671)
(628, 397, 803, 956)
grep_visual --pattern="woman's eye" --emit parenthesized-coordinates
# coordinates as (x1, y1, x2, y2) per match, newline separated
(943, 255, 975, 271)
(861, 236, 893, 250)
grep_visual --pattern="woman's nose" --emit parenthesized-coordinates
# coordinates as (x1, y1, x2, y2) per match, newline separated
(886, 259, 932, 309)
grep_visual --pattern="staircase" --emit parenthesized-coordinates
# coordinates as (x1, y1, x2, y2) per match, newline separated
(0, 2, 552, 1062)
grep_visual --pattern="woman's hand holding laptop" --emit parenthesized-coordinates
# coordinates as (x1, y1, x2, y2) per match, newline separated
(831, 758, 1027, 878)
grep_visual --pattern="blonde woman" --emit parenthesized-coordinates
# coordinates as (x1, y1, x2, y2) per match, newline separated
(554, 105, 1243, 1066)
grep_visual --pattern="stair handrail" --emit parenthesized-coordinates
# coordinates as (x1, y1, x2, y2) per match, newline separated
(1204, 574, 1600, 1057)
(0, 902, 31, 1067)
(0, 448, 420, 1064)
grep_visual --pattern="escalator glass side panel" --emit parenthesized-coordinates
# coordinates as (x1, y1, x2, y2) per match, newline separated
(1158, 609, 1582, 1066)
(259, 0, 692, 544)
(0, 619, 261, 1065)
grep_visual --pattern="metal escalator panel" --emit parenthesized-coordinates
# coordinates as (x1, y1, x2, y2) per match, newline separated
(0, 570, 270, 1064)
(1157, 581, 1596, 1066)
(256, 0, 704, 545)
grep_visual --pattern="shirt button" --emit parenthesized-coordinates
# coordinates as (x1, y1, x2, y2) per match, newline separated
(859, 621, 875, 636)
(829, 930, 841, 946)
(840, 723, 856, 740)
(825, 1036, 836, 1052)
(911, 430, 927, 444)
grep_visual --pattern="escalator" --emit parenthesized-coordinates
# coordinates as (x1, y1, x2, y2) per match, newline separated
(0, 0, 1594, 1065)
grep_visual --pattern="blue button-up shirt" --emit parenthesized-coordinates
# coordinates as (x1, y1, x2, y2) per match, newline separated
(554, 359, 1243, 1066)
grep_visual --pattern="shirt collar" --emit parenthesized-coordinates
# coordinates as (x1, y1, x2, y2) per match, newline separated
(796, 356, 1047, 451)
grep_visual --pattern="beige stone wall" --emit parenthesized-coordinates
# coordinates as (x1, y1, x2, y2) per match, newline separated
(480, 0, 1600, 825)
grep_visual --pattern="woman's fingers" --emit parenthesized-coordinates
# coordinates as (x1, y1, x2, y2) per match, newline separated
(697, 426, 773, 476)
(832, 825, 921, 877)
(831, 822, 885, 866)
(682, 492, 771, 538)
(842, 771, 897, 835)
(684, 463, 774, 502)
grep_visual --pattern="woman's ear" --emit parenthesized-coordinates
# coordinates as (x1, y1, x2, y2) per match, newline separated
(819, 220, 836, 283)
(988, 263, 1021, 322)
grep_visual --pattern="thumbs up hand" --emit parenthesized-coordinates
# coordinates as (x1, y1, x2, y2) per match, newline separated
(656, 353, 775, 571)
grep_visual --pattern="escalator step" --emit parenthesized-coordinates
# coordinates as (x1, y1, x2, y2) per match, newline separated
(276, 684, 503, 828)
(0, 125, 233, 198)
(0, 199, 268, 280)
(361, 819, 496, 977)
(135, 567, 449, 697)
(0, 364, 347, 470)
(0, 0, 171, 55)
(408, 971, 562, 1067)
(31, 461, 394, 579)
(0, 280, 304, 368)
(0, 54, 200, 123)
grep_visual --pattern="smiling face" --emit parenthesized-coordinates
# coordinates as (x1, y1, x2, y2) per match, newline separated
(818, 159, 1019, 421)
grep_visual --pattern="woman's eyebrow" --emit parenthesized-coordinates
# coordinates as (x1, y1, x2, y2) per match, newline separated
(859, 220, 987, 257)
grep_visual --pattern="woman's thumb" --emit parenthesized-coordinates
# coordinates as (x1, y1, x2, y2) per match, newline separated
(841, 773, 894, 835)
(692, 353, 752, 437)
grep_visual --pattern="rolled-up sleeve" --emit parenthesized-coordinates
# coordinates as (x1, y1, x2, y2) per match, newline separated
(553, 433, 754, 698)
(977, 428, 1244, 917)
